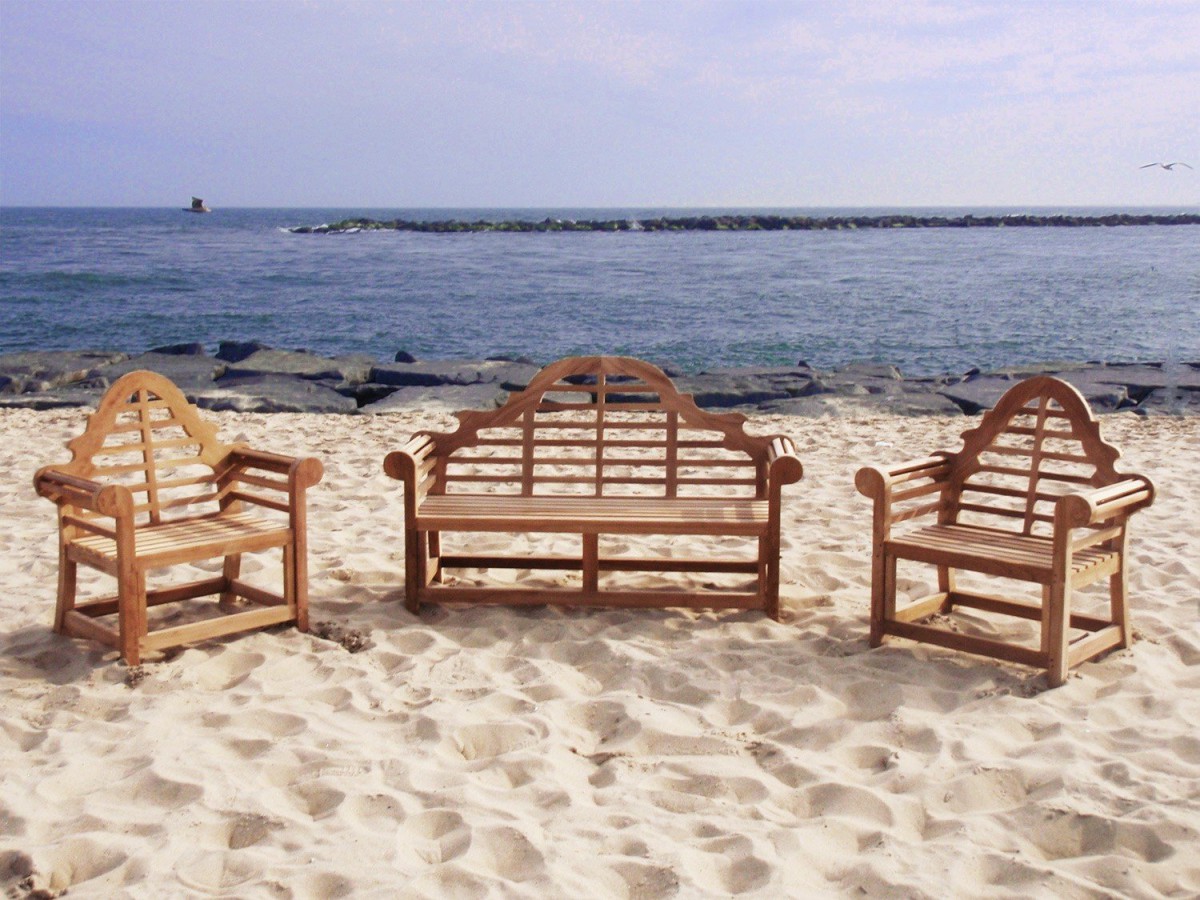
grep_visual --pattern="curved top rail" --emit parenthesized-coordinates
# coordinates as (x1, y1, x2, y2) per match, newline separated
(433, 355, 778, 460)
(57, 370, 230, 476)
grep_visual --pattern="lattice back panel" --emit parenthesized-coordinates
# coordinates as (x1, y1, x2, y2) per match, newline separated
(439, 371, 762, 498)
(66, 375, 230, 525)
(951, 379, 1120, 536)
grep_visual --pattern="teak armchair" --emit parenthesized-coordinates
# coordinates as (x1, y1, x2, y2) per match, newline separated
(856, 376, 1154, 686)
(34, 370, 323, 665)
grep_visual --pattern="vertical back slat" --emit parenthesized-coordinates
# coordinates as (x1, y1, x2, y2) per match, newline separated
(595, 373, 607, 498)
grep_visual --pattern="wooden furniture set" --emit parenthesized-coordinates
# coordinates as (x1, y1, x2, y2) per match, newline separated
(35, 362, 1154, 686)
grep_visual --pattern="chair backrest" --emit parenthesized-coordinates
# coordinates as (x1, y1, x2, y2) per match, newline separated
(946, 376, 1123, 535)
(57, 370, 233, 524)
(424, 356, 775, 498)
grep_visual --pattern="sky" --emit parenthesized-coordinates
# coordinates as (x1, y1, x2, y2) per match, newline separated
(1, 0, 1197, 208)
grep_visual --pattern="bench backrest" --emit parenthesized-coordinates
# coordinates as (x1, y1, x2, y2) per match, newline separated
(946, 376, 1122, 536)
(56, 370, 233, 524)
(423, 356, 776, 499)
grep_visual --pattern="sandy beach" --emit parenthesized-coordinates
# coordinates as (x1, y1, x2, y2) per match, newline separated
(2, 405, 1198, 898)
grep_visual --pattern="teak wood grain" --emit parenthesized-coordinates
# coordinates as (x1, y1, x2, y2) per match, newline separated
(35, 370, 323, 665)
(856, 375, 1154, 686)
(384, 356, 803, 618)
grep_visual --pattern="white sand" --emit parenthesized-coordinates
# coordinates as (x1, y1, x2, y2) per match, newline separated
(2, 407, 1198, 898)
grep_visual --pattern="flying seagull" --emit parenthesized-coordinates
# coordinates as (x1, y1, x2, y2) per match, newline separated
(1140, 162, 1193, 170)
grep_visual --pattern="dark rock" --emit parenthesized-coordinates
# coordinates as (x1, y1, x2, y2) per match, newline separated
(362, 383, 509, 413)
(216, 340, 272, 363)
(486, 353, 538, 366)
(0, 387, 104, 410)
(93, 352, 226, 393)
(938, 376, 1019, 415)
(200, 374, 357, 414)
(673, 374, 793, 408)
(394, 350, 418, 363)
(223, 349, 375, 384)
(1136, 386, 1200, 415)
(0, 349, 128, 392)
(347, 383, 402, 407)
(370, 360, 539, 389)
(149, 342, 207, 356)
(833, 362, 903, 381)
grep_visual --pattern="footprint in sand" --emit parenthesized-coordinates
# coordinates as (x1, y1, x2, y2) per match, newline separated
(933, 766, 1028, 814)
(398, 810, 472, 865)
(612, 860, 681, 898)
(174, 850, 264, 894)
(345, 792, 407, 830)
(192, 650, 265, 690)
(224, 813, 281, 850)
(469, 825, 546, 883)
(126, 770, 205, 809)
(448, 722, 541, 760)
(227, 709, 307, 738)
(1027, 810, 1173, 863)
(290, 782, 346, 820)
(42, 836, 129, 893)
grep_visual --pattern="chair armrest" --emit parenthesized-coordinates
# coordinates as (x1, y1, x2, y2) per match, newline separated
(34, 467, 133, 517)
(228, 447, 324, 488)
(767, 436, 803, 486)
(855, 453, 955, 500)
(1058, 475, 1155, 529)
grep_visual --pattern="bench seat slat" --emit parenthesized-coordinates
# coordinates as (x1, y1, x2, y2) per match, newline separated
(417, 495, 770, 535)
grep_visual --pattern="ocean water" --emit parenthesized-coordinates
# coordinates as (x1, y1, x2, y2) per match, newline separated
(1, 206, 1197, 374)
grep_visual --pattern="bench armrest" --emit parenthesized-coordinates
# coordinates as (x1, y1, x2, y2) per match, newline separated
(767, 436, 803, 486)
(383, 434, 438, 483)
(34, 467, 133, 518)
(1058, 475, 1155, 529)
(384, 434, 440, 528)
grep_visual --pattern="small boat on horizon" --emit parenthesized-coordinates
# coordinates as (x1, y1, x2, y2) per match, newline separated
(183, 197, 211, 213)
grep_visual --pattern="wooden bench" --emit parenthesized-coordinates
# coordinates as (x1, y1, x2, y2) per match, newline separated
(34, 371, 323, 665)
(856, 375, 1154, 686)
(384, 356, 803, 618)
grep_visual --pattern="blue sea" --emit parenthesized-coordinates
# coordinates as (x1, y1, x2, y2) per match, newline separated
(1, 206, 1197, 375)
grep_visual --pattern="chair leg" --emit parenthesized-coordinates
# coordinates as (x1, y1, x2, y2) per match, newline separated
(219, 553, 243, 606)
(117, 567, 147, 667)
(1110, 533, 1131, 650)
(54, 545, 77, 634)
(282, 543, 309, 632)
(870, 551, 897, 647)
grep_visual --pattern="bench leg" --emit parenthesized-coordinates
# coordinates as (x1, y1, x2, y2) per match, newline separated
(937, 564, 956, 611)
(429, 531, 443, 584)
(583, 534, 599, 593)
(1044, 579, 1071, 688)
(760, 536, 780, 621)
(219, 553, 243, 607)
(404, 527, 423, 615)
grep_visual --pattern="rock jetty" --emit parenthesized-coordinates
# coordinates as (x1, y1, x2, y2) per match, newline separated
(2, 345, 1196, 417)
(288, 213, 1200, 235)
